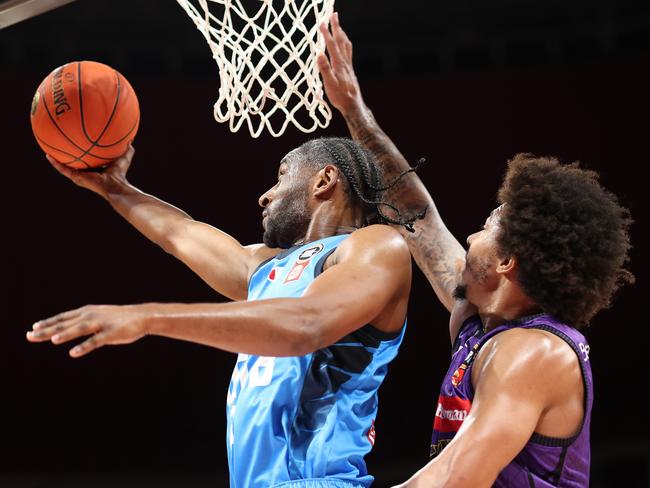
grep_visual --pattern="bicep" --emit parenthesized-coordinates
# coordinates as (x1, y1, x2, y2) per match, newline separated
(167, 220, 270, 300)
(447, 381, 543, 483)
(430, 346, 548, 485)
(300, 237, 410, 346)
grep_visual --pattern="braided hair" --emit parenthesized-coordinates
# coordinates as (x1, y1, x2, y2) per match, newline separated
(299, 137, 426, 232)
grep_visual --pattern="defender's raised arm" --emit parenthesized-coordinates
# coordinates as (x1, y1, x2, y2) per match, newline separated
(318, 14, 465, 312)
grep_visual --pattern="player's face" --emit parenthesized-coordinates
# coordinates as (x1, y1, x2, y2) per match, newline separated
(455, 206, 504, 306)
(258, 150, 311, 249)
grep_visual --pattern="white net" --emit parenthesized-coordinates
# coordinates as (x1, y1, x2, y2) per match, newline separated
(176, 0, 335, 138)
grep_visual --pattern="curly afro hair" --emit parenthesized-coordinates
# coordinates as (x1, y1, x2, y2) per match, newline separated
(496, 153, 634, 329)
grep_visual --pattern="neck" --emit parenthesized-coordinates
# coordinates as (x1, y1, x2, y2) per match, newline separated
(478, 280, 541, 332)
(299, 200, 364, 244)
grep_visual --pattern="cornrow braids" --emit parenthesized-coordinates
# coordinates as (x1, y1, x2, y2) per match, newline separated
(308, 137, 425, 232)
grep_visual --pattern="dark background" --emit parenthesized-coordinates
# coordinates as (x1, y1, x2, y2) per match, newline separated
(2, 0, 649, 486)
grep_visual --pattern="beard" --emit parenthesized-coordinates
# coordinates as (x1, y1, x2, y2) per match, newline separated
(262, 189, 310, 249)
(454, 252, 494, 303)
(453, 284, 467, 301)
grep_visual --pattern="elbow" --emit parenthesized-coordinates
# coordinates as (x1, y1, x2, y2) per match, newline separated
(158, 234, 177, 255)
(157, 224, 190, 256)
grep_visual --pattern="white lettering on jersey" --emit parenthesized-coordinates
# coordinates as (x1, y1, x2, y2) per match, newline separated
(435, 403, 468, 422)
(249, 356, 275, 387)
(228, 355, 277, 446)
(579, 342, 590, 362)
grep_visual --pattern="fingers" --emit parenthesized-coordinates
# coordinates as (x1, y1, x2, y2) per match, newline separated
(331, 12, 353, 63)
(317, 53, 337, 88)
(29, 309, 82, 338)
(27, 308, 106, 358)
(51, 321, 102, 345)
(46, 154, 78, 180)
(319, 20, 344, 71)
(112, 145, 135, 174)
(69, 332, 108, 358)
(33, 308, 82, 329)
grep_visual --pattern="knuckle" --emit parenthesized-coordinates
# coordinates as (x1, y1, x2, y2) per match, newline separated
(79, 322, 92, 333)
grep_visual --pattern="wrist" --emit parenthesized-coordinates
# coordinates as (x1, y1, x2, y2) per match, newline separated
(340, 95, 368, 121)
(137, 303, 162, 336)
(104, 177, 135, 203)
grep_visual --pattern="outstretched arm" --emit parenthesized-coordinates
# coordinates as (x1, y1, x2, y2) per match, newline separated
(47, 147, 276, 301)
(318, 14, 465, 312)
(27, 225, 411, 358)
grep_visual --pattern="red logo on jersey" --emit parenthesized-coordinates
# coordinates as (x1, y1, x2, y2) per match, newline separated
(284, 243, 324, 284)
(268, 268, 276, 281)
(451, 364, 467, 386)
(367, 419, 376, 446)
(433, 396, 471, 433)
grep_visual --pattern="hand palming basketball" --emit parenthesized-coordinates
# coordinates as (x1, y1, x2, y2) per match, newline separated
(46, 145, 135, 200)
(31, 61, 139, 170)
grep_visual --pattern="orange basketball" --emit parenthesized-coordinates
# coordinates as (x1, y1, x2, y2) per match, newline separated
(30, 61, 140, 169)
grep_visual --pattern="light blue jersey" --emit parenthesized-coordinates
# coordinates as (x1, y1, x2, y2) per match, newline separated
(226, 234, 406, 488)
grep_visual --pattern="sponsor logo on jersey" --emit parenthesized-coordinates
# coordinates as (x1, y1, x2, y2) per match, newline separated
(451, 341, 480, 386)
(434, 395, 471, 433)
(579, 342, 590, 362)
(268, 267, 277, 281)
(297, 243, 324, 262)
(451, 364, 467, 386)
(284, 243, 324, 283)
(367, 419, 376, 446)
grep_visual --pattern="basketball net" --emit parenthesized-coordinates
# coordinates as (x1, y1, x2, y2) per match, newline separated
(176, 0, 335, 138)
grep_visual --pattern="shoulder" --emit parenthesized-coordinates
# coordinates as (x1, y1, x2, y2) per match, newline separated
(338, 224, 410, 260)
(244, 243, 282, 276)
(323, 225, 411, 282)
(245, 243, 281, 259)
(474, 327, 580, 390)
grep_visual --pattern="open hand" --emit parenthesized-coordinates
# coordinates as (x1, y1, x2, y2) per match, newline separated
(318, 12, 364, 116)
(27, 304, 149, 358)
(47, 145, 135, 200)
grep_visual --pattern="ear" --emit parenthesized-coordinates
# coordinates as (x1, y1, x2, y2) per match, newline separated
(312, 164, 340, 199)
(496, 255, 517, 276)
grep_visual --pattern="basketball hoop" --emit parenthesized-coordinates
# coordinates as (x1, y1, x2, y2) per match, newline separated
(176, 0, 335, 138)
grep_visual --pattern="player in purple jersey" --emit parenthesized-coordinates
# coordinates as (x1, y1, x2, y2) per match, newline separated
(319, 13, 634, 487)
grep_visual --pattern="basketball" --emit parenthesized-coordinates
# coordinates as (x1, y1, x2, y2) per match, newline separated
(30, 61, 140, 169)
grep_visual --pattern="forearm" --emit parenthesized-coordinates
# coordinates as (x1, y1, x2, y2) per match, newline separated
(342, 102, 465, 308)
(343, 103, 432, 209)
(143, 299, 322, 356)
(105, 182, 193, 253)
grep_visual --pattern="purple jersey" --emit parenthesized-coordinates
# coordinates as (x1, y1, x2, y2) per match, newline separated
(430, 313, 592, 487)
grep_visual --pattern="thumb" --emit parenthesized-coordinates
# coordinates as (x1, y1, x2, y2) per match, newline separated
(112, 145, 135, 174)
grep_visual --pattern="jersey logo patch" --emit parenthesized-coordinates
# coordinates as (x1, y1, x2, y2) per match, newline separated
(434, 396, 471, 433)
(284, 243, 324, 283)
(451, 341, 480, 386)
(367, 419, 376, 446)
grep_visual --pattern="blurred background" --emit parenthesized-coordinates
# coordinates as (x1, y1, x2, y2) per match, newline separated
(1, 0, 649, 486)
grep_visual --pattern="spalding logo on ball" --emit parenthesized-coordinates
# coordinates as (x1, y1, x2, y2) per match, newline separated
(30, 60, 140, 170)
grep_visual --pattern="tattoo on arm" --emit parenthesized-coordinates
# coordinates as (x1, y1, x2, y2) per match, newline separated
(344, 106, 465, 310)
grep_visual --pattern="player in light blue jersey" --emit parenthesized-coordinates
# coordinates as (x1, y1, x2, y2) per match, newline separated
(29, 137, 425, 487)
